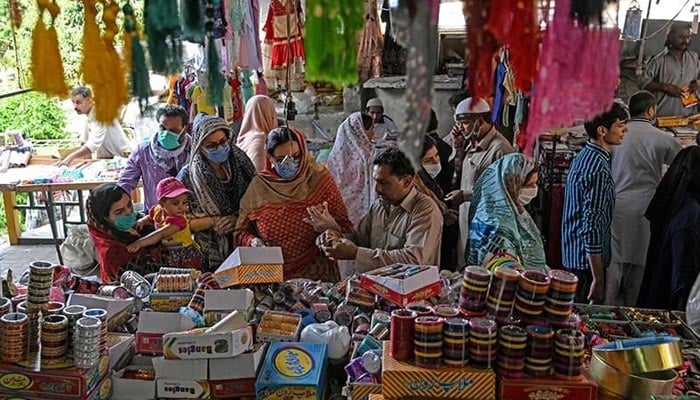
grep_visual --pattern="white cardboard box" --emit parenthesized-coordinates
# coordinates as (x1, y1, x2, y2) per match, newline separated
(153, 358, 208, 380)
(67, 293, 133, 331)
(204, 289, 254, 325)
(111, 356, 155, 400)
(208, 343, 268, 380)
(213, 247, 284, 288)
(163, 326, 254, 360)
(156, 379, 210, 399)
(135, 311, 197, 354)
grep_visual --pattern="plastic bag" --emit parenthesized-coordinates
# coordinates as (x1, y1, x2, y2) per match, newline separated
(686, 273, 700, 334)
(60, 224, 98, 276)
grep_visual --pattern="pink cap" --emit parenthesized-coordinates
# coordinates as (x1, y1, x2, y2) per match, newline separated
(157, 177, 189, 201)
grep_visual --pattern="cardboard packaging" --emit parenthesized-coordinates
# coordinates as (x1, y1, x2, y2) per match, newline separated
(0, 355, 110, 399)
(156, 379, 210, 399)
(0, 375, 112, 400)
(207, 344, 267, 398)
(360, 264, 441, 307)
(381, 342, 495, 400)
(499, 374, 599, 400)
(214, 247, 284, 288)
(209, 377, 256, 399)
(203, 289, 255, 326)
(149, 292, 192, 312)
(256, 342, 328, 400)
(67, 293, 133, 331)
(350, 383, 382, 400)
(135, 311, 196, 355)
(368, 395, 384, 400)
(153, 358, 208, 380)
(111, 356, 155, 400)
(107, 333, 135, 371)
(162, 326, 253, 360)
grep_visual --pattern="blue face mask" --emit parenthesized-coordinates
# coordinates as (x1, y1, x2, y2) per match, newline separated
(113, 210, 137, 231)
(205, 143, 231, 164)
(274, 158, 300, 180)
(157, 129, 181, 150)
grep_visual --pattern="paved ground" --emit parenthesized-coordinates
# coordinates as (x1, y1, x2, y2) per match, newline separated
(0, 244, 58, 281)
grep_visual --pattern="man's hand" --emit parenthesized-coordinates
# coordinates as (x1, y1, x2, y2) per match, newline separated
(690, 80, 699, 92)
(322, 238, 358, 260)
(588, 277, 605, 303)
(664, 83, 685, 97)
(316, 229, 341, 250)
(444, 209, 459, 225)
(587, 254, 606, 303)
(444, 190, 465, 207)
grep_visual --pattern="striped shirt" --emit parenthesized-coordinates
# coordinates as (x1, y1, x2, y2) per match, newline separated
(561, 141, 615, 270)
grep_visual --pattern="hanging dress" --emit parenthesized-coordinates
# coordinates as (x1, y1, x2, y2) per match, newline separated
(263, 0, 305, 69)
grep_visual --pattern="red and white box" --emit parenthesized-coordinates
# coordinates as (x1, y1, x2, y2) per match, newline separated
(498, 374, 598, 400)
(360, 264, 441, 307)
(135, 312, 196, 355)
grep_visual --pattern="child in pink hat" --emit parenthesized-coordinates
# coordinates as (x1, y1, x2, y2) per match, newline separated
(127, 177, 202, 268)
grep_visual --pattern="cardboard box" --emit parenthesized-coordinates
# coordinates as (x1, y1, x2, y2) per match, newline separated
(107, 333, 135, 371)
(209, 377, 256, 399)
(153, 358, 208, 380)
(256, 342, 328, 400)
(156, 379, 210, 399)
(368, 395, 384, 400)
(149, 292, 192, 312)
(350, 383, 382, 400)
(381, 343, 495, 400)
(135, 311, 196, 355)
(499, 374, 598, 400)
(111, 356, 155, 400)
(0, 355, 110, 399)
(204, 289, 255, 326)
(0, 375, 112, 400)
(67, 293, 133, 331)
(208, 344, 268, 380)
(214, 247, 284, 288)
(163, 326, 253, 360)
(360, 264, 441, 307)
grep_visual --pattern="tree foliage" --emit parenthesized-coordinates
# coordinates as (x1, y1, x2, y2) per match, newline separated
(0, 91, 67, 140)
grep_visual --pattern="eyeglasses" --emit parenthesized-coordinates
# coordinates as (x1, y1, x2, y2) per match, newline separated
(203, 138, 228, 150)
(274, 153, 302, 166)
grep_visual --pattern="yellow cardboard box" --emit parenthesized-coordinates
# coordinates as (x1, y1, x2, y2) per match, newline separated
(214, 247, 284, 288)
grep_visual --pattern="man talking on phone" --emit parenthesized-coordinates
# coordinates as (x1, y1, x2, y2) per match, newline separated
(444, 98, 513, 266)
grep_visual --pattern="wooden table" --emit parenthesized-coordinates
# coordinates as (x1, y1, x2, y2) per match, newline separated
(0, 180, 117, 264)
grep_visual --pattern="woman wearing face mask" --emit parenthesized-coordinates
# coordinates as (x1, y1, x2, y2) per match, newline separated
(118, 105, 191, 211)
(87, 183, 168, 282)
(178, 116, 256, 272)
(235, 127, 352, 282)
(467, 153, 546, 270)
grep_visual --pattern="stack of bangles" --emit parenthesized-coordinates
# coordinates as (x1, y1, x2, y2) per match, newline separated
(414, 316, 444, 368)
(1, 312, 28, 363)
(553, 329, 585, 380)
(469, 318, 498, 369)
(525, 325, 554, 377)
(74, 317, 102, 369)
(459, 266, 491, 314)
(498, 325, 527, 377)
(442, 317, 469, 368)
(41, 315, 69, 361)
(83, 308, 108, 354)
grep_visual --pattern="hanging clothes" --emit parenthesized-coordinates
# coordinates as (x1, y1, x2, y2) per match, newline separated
(464, 0, 500, 102)
(380, 0, 406, 76)
(239, 0, 263, 70)
(357, 0, 384, 82)
(228, 73, 244, 122)
(263, 0, 305, 70)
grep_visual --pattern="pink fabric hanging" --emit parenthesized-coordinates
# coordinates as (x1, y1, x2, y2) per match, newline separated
(526, 0, 619, 154)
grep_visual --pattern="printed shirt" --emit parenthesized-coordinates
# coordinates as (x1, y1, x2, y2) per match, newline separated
(561, 141, 615, 270)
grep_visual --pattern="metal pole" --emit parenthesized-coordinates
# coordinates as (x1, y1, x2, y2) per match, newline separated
(636, 0, 655, 77)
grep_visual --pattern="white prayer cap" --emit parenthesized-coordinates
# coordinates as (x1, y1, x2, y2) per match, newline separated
(454, 98, 491, 120)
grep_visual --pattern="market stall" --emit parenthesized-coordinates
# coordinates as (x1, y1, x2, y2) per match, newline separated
(1, 250, 699, 400)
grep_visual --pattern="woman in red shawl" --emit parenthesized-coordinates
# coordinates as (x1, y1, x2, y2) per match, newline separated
(87, 183, 168, 282)
(235, 127, 352, 282)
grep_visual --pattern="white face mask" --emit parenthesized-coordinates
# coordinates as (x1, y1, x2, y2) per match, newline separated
(423, 163, 442, 179)
(519, 186, 538, 205)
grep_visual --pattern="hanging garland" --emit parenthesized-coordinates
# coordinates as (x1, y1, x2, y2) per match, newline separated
(145, 0, 183, 74)
(304, 0, 365, 87)
(123, 1, 150, 112)
(31, 0, 68, 98)
(205, 0, 225, 107)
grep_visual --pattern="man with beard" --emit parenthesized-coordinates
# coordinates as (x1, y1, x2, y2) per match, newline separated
(642, 22, 700, 117)
(317, 148, 443, 273)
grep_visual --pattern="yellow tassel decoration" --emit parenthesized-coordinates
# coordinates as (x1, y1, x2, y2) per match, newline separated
(31, 0, 68, 97)
(80, 0, 128, 123)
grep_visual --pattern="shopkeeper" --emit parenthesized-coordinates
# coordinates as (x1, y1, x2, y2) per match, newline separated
(118, 105, 191, 210)
(59, 87, 131, 166)
(641, 22, 700, 117)
(317, 148, 443, 273)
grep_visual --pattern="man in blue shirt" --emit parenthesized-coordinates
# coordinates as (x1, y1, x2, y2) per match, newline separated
(561, 102, 629, 303)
